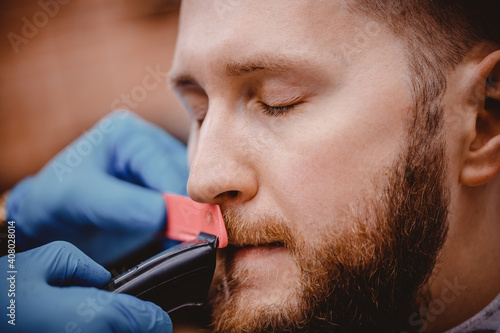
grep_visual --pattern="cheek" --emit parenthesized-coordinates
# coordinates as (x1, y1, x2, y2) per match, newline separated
(262, 97, 407, 238)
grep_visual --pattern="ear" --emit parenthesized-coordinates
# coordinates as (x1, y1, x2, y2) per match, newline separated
(460, 50, 500, 187)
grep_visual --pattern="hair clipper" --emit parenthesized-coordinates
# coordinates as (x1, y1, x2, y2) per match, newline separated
(104, 194, 227, 313)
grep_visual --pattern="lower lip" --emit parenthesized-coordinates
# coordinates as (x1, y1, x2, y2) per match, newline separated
(229, 245, 297, 286)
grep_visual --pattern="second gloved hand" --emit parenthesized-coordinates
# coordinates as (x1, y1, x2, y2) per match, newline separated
(0, 241, 172, 333)
(6, 111, 189, 264)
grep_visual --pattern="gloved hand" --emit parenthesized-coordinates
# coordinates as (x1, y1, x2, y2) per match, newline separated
(0, 241, 172, 333)
(6, 110, 189, 264)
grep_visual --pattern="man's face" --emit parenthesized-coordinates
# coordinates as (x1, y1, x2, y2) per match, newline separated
(171, 1, 449, 331)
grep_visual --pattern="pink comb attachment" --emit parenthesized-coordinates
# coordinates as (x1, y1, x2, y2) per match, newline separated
(163, 193, 228, 248)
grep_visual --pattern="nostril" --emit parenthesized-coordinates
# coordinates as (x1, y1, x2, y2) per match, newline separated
(215, 190, 239, 200)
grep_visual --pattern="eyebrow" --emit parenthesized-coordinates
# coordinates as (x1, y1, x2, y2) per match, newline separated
(224, 55, 294, 77)
(169, 54, 314, 89)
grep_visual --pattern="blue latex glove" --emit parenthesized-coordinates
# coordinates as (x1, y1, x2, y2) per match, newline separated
(0, 241, 172, 333)
(6, 111, 189, 264)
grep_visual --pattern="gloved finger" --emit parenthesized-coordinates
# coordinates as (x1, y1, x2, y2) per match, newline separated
(110, 111, 189, 195)
(29, 241, 111, 287)
(97, 292, 173, 333)
(115, 134, 189, 194)
(22, 286, 172, 333)
(111, 109, 186, 152)
(70, 175, 167, 232)
(5, 175, 35, 222)
(113, 133, 189, 196)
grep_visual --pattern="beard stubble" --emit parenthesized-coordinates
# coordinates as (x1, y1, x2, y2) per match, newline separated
(210, 100, 450, 333)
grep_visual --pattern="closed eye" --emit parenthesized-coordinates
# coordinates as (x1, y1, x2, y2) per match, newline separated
(259, 102, 301, 117)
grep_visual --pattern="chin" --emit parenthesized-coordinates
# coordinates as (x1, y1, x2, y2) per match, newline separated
(209, 245, 305, 333)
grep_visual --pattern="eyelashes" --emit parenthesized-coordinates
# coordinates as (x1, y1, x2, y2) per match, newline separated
(183, 96, 303, 125)
(189, 101, 300, 127)
(259, 102, 302, 117)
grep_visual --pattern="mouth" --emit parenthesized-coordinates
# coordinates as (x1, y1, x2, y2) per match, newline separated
(220, 241, 298, 289)
(226, 242, 289, 261)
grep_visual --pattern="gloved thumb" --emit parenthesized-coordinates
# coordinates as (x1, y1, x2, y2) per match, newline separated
(31, 241, 111, 287)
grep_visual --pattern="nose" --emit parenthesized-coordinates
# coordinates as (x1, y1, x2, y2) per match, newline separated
(187, 103, 259, 206)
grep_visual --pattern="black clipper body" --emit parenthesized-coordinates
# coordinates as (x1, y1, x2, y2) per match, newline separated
(104, 233, 218, 313)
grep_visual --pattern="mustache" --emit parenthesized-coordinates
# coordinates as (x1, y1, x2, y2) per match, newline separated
(222, 209, 296, 249)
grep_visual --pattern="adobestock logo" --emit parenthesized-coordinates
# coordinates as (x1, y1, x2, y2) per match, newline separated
(7, 0, 70, 54)
(401, 277, 468, 333)
(214, 0, 242, 18)
(338, 20, 382, 62)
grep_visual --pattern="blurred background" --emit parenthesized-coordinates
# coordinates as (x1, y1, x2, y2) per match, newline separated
(0, 1, 207, 331)
(0, 0, 191, 193)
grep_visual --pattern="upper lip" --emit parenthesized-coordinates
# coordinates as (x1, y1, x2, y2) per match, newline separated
(228, 241, 285, 249)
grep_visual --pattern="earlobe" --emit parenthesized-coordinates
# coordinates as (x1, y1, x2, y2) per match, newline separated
(460, 136, 500, 186)
(460, 50, 500, 187)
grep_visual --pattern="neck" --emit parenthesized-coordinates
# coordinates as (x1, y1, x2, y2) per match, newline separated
(424, 180, 500, 332)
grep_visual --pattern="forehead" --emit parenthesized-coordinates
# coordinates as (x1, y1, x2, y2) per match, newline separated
(178, 0, 349, 41)
(172, 0, 396, 82)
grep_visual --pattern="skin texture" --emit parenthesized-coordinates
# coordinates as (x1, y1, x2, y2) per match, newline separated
(169, 0, 500, 331)
(0, 0, 190, 192)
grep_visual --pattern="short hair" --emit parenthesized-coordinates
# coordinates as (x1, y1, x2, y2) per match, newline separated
(350, 1, 500, 105)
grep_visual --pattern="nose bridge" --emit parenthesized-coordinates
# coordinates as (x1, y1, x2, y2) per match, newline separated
(187, 103, 257, 205)
(191, 108, 231, 182)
